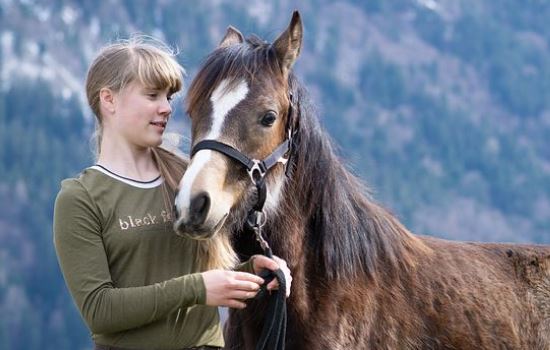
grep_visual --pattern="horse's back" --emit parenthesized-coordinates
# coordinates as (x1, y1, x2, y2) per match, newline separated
(421, 236, 550, 292)
(416, 236, 550, 349)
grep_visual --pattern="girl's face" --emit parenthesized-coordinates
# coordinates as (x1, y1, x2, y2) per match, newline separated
(110, 81, 173, 148)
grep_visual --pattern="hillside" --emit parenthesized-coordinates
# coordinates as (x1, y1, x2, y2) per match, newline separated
(0, 0, 549, 348)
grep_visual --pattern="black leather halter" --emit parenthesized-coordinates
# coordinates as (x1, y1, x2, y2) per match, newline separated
(191, 137, 290, 245)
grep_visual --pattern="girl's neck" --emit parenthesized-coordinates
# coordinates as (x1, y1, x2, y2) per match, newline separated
(97, 136, 160, 182)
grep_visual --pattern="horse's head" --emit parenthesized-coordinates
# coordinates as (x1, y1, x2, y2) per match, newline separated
(174, 11, 303, 239)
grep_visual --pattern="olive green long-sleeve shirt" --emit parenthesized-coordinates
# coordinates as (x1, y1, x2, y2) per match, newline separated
(53, 166, 223, 349)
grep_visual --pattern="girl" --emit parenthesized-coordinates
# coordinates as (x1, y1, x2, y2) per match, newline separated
(53, 36, 291, 350)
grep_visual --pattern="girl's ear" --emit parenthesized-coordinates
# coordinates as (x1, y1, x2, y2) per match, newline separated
(99, 87, 116, 114)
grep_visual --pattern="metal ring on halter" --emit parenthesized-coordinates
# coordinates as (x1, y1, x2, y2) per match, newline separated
(247, 210, 267, 228)
(247, 160, 266, 183)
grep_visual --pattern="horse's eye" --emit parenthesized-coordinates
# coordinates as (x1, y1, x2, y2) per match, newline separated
(260, 111, 277, 127)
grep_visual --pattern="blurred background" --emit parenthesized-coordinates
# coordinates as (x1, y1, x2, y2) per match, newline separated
(1, 0, 549, 348)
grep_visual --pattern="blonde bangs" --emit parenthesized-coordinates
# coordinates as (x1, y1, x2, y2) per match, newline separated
(133, 45, 184, 94)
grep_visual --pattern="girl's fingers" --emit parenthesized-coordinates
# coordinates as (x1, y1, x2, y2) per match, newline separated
(230, 280, 261, 292)
(251, 255, 280, 273)
(227, 289, 259, 300)
(233, 271, 265, 285)
(267, 279, 279, 291)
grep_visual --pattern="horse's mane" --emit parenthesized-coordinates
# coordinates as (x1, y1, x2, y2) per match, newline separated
(187, 35, 428, 282)
(286, 77, 429, 281)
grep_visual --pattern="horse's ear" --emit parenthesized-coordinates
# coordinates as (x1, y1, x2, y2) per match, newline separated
(273, 11, 303, 75)
(219, 26, 244, 48)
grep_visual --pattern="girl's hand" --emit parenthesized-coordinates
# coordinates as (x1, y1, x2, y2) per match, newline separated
(251, 255, 292, 297)
(201, 270, 264, 309)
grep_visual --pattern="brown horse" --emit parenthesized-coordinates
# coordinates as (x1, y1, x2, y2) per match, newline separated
(174, 11, 550, 350)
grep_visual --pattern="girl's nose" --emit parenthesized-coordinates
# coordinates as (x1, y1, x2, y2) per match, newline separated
(159, 99, 172, 115)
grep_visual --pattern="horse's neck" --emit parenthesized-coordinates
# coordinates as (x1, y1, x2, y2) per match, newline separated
(271, 129, 427, 283)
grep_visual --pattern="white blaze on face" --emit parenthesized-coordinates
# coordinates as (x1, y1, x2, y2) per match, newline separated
(175, 78, 249, 222)
(209, 79, 249, 139)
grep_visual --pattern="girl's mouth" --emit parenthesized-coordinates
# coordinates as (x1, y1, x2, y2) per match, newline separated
(150, 121, 167, 129)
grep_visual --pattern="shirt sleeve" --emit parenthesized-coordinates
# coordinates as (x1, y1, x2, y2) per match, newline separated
(53, 179, 206, 334)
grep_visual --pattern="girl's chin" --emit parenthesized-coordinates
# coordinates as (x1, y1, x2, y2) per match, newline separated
(151, 139, 163, 147)
(147, 133, 164, 147)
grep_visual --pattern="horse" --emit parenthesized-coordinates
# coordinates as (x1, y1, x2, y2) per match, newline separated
(174, 11, 550, 350)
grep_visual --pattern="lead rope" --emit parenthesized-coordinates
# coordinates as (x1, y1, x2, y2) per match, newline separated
(246, 176, 287, 350)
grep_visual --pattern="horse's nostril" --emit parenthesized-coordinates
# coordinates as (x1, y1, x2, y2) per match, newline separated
(173, 204, 180, 221)
(189, 192, 210, 226)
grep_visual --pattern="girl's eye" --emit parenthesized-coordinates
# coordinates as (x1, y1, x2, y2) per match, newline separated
(260, 111, 277, 127)
(147, 93, 158, 98)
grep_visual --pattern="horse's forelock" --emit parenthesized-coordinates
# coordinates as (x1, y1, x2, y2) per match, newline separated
(186, 37, 282, 117)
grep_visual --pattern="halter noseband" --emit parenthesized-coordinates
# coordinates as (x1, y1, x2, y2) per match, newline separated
(191, 138, 290, 187)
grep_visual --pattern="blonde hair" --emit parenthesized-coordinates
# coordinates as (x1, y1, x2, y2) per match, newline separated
(85, 35, 186, 190)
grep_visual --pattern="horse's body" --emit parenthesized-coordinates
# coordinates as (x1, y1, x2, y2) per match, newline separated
(175, 11, 550, 349)
(230, 233, 549, 349)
